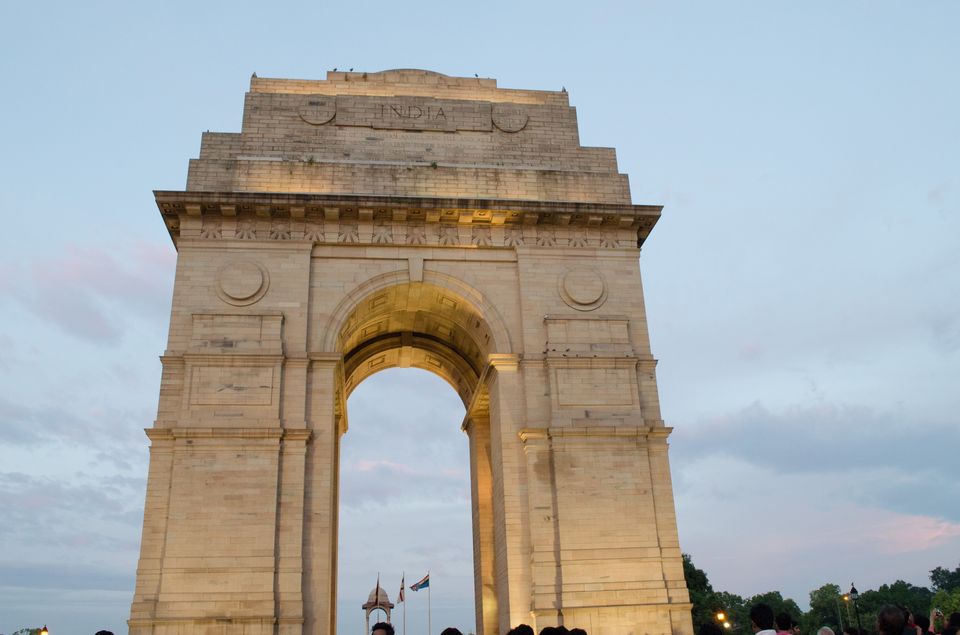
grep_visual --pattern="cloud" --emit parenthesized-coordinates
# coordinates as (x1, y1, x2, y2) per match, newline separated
(0, 471, 145, 536)
(672, 399, 960, 605)
(0, 395, 149, 456)
(672, 400, 960, 521)
(675, 453, 960, 605)
(2, 242, 175, 344)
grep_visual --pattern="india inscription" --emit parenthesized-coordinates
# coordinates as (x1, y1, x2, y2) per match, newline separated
(335, 94, 492, 131)
(130, 69, 693, 635)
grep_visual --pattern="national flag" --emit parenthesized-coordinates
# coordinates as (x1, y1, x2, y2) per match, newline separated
(398, 575, 405, 603)
(410, 573, 430, 591)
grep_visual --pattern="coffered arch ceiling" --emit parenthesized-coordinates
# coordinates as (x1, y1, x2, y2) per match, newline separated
(337, 282, 495, 406)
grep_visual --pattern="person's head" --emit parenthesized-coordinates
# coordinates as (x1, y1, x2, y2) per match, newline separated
(94, 632, 115, 635)
(699, 622, 725, 635)
(817, 627, 836, 635)
(914, 615, 930, 632)
(751, 603, 776, 632)
(949, 613, 960, 629)
(372, 622, 395, 635)
(843, 627, 859, 635)
(509, 626, 535, 635)
(877, 606, 906, 635)
(569, 629, 588, 635)
(440, 629, 463, 635)
(776, 613, 794, 631)
(539, 628, 563, 635)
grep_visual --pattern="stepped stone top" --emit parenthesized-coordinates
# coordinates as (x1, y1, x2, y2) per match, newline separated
(185, 69, 633, 205)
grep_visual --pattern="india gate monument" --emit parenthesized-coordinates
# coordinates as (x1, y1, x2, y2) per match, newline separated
(128, 69, 693, 635)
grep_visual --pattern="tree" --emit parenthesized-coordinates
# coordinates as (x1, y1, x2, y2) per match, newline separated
(746, 590, 802, 621)
(684, 553, 719, 632)
(857, 581, 933, 626)
(714, 591, 747, 633)
(931, 564, 960, 594)
(931, 588, 960, 619)
(803, 583, 843, 635)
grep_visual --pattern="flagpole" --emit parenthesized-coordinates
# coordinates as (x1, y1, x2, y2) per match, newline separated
(403, 572, 407, 635)
(427, 570, 432, 635)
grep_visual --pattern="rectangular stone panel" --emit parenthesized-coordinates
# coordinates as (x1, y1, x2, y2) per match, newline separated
(556, 367, 634, 407)
(545, 318, 628, 345)
(335, 95, 492, 132)
(190, 313, 282, 352)
(190, 366, 275, 405)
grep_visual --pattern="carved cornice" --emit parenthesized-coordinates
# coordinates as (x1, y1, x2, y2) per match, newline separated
(155, 190, 660, 248)
(144, 427, 312, 441)
(518, 425, 673, 443)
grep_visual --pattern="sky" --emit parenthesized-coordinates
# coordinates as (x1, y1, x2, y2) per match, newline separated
(0, 1, 958, 633)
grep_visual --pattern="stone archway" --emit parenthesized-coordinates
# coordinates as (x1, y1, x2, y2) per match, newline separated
(330, 278, 506, 635)
(128, 70, 693, 635)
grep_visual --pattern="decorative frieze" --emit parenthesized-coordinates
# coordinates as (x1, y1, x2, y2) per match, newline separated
(156, 191, 660, 248)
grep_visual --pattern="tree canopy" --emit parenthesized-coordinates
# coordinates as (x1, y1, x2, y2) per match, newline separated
(683, 555, 954, 635)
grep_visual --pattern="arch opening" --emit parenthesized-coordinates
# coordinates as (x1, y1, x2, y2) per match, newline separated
(334, 280, 502, 407)
(337, 369, 474, 635)
(332, 280, 502, 635)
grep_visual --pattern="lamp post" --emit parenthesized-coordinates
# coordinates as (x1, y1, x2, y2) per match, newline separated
(835, 595, 845, 632)
(849, 584, 863, 635)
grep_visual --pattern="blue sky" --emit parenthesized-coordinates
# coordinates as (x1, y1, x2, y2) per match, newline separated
(1, 1, 958, 633)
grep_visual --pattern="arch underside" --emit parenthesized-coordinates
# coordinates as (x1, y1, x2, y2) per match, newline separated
(336, 280, 499, 408)
(343, 331, 481, 406)
(337, 280, 498, 635)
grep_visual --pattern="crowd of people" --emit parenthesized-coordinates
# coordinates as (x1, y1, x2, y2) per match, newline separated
(698, 602, 960, 635)
(367, 602, 960, 635)
(370, 625, 586, 635)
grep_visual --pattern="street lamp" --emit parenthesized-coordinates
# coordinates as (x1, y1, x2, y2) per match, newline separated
(849, 584, 863, 634)
(716, 611, 731, 630)
(39, 626, 49, 635)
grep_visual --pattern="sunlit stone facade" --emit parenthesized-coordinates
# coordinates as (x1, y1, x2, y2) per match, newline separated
(129, 69, 693, 635)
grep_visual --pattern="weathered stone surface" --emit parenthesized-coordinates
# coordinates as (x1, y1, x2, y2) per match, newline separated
(129, 69, 693, 635)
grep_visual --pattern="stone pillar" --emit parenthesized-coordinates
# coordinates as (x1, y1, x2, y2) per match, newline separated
(519, 430, 562, 627)
(303, 355, 342, 635)
(128, 429, 176, 633)
(486, 356, 534, 632)
(276, 428, 311, 633)
(466, 413, 499, 635)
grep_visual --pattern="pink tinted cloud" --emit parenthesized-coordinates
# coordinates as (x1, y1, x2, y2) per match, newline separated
(677, 456, 960, 602)
(860, 512, 960, 554)
(6, 242, 175, 343)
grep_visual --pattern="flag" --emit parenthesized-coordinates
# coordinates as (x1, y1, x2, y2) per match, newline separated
(398, 575, 405, 604)
(411, 573, 430, 591)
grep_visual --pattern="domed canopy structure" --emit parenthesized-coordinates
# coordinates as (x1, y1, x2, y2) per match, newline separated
(363, 584, 393, 610)
(362, 583, 394, 632)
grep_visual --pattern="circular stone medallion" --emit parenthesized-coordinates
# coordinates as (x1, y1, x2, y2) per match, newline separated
(217, 261, 269, 306)
(298, 96, 336, 125)
(492, 104, 529, 133)
(559, 268, 607, 311)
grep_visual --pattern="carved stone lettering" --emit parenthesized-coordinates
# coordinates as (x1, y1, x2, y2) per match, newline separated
(335, 95, 492, 132)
